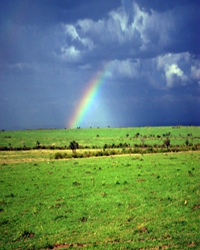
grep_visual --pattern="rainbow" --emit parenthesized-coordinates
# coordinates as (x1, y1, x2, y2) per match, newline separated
(68, 63, 110, 128)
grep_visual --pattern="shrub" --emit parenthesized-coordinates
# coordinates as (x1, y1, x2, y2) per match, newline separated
(105, 151, 110, 156)
(135, 132, 140, 138)
(185, 138, 189, 146)
(95, 151, 104, 157)
(147, 147, 153, 153)
(83, 151, 91, 158)
(163, 138, 170, 148)
(55, 152, 63, 159)
(121, 148, 126, 154)
(103, 144, 108, 149)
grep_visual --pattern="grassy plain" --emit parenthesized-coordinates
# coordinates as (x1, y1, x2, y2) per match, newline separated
(0, 127, 200, 249)
(0, 126, 200, 149)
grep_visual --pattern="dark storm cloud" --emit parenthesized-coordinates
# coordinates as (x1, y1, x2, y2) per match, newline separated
(134, 0, 200, 55)
(61, 0, 200, 64)
(0, 0, 199, 130)
(0, 0, 121, 25)
(135, 0, 198, 11)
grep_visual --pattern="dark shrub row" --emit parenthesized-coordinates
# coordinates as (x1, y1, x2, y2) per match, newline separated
(0, 145, 68, 151)
(103, 142, 130, 149)
(54, 144, 200, 159)
(1, 142, 199, 152)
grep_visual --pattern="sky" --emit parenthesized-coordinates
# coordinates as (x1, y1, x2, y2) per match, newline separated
(0, 0, 200, 130)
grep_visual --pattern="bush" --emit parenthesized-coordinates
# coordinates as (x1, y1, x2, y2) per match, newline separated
(95, 151, 104, 157)
(55, 152, 63, 159)
(147, 147, 153, 153)
(103, 144, 108, 149)
(135, 133, 140, 138)
(109, 149, 117, 155)
(163, 138, 170, 148)
(83, 151, 91, 158)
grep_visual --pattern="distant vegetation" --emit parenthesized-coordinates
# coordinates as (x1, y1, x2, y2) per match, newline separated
(0, 126, 199, 159)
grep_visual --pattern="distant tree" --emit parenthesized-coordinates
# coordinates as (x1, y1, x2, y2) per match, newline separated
(135, 132, 140, 138)
(163, 138, 170, 148)
(126, 134, 129, 138)
(36, 141, 40, 148)
(185, 138, 189, 147)
(69, 141, 79, 153)
(103, 144, 108, 150)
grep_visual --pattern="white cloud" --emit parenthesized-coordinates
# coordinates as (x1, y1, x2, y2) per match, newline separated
(98, 52, 198, 90)
(165, 64, 188, 87)
(63, 23, 94, 51)
(60, 1, 181, 63)
(65, 24, 79, 40)
(156, 53, 191, 87)
(59, 46, 80, 62)
(191, 64, 200, 85)
(110, 9, 128, 32)
(131, 3, 150, 43)
(63, 3, 148, 58)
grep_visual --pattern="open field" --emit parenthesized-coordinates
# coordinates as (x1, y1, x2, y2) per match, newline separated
(0, 152, 200, 249)
(0, 126, 200, 149)
(0, 127, 200, 249)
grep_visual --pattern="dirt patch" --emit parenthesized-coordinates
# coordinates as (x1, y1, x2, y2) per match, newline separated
(136, 178, 146, 182)
(53, 243, 85, 249)
(49, 237, 186, 250)
(0, 158, 48, 164)
(192, 204, 200, 211)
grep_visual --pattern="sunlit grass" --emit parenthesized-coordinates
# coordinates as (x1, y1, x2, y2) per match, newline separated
(0, 126, 199, 149)
(0, 151, 199, 249)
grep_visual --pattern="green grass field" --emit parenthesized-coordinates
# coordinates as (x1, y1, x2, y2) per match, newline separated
(0, 127, 200, 249)
(0, 126, 200, 149)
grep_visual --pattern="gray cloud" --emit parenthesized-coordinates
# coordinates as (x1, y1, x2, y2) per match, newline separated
(0, 0, 199, 129)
